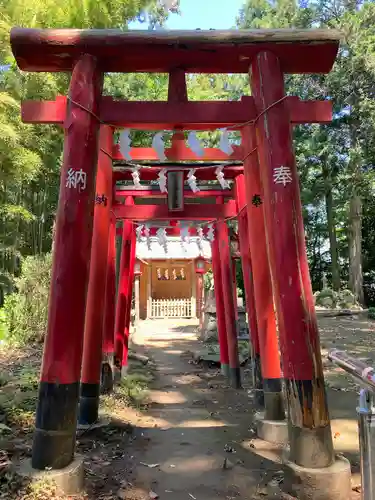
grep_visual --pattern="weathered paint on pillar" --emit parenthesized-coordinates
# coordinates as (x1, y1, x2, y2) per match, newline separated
(217, 219, 241, 389)
(114, 196, 135, 379)
(234, 174, 263, 406)
(79, 125, 113, 425)
(134, 274, 140, 324)
(32, 55, 103, 470)
(251, 51, 334, 467)
(122, 228, 136, 372)
(211, 232, 229, 378)
(115, 221, 123, 293)
(101, 212, 117, 393)
(241, 127, 284, 420)
(232, 259, 239, 320)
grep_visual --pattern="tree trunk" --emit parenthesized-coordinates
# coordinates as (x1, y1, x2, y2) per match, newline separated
(348, 194, 364, 304)
(325, 186, 340, 290)
(322, 165, 340, 290)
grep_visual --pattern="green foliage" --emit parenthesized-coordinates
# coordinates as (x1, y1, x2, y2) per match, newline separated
(103, 367, 154, 412)
(0, 361, 39, 429)
(368, 307, 375, 320)
(235, 259, 244, 299)
(238, 0, 375, 303)
(3, 254, 51, 345)
(0, 309, 7, 340)
(0, 0, 169, 293)
(204, 268, 214, 290)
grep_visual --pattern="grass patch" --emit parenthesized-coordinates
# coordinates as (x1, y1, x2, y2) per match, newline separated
(102, 361, 155, 415)
(0, 364, 39, 430)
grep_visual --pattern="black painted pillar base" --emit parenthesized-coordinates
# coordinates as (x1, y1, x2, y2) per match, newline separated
(253, 353, 264, 408)
(78, 383, 100, 426)
(221, 363, 230, 378)
(229, 367, 242, 389)
(263, 378, 285, 421)
(32, 382, 79, 470)
(285, 378, 335, 468)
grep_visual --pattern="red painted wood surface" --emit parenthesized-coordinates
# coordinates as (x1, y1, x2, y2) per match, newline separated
(114, 197, 135, 368)
(241, 126, 281, 380)
(211, 227, 229, 367)
(116, 189, 233, 199)
(103, 213, 116, 356)
(21, 95, 332, 129)
(251, 51, 322, 381)
(81, 125, 113, 385)
(217, 219, 240, 370)
(112, 145, 242, 161)
(122, 231, 136, 368)
(114, 167, 244, 182)
(113, 200, 237, 221)
(234, 175, 260, 356)
(232, 259, 239, 321)
(40, 55, 102, 384)
(168, 68, 188, 103)
(11, 28, 339, 74)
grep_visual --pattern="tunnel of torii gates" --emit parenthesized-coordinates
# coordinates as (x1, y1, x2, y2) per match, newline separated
(11, 28, 342, 476)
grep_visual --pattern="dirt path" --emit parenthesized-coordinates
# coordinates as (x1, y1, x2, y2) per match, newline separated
(121, 319, 287, 500)
(1, 315, 373, 498)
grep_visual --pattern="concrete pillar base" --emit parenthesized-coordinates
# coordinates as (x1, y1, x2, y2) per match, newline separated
(15, 456, 84, 495)
(254, 412, 288, 444)
(282, 452, 352, 500)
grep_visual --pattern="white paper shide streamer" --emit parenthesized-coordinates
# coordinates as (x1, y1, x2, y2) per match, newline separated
(144, 224, 151, 250)
(179, 222, 190, 244)
(156, 227, 168, 252)
(157, 168, 168, 193)
(131, 167, 141, 188)
(219, 128, 234, 156)
(206, 224, 215, 242)
(152, 132, 167, 161)
(187, 131, 204, 158)
(119, 129, 132, 160)
(136, 224, 144, 242)
(197, 225, 204, 251)
(187, 169, 200, 193)
(215, 166, 230, 190)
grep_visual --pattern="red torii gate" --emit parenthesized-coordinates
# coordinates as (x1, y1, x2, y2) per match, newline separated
(10, 27, 351, 499)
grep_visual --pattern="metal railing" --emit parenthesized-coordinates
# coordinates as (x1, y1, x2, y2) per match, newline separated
(328, 349, 375, 500)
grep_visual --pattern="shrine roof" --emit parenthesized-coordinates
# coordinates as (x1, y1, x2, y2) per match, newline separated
(10, 28, 341, 74)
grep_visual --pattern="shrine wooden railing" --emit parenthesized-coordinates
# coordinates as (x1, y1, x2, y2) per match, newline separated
(150, 298, 193, 319)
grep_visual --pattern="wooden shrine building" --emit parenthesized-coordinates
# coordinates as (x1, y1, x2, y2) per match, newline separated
(136, 235, 211, 319)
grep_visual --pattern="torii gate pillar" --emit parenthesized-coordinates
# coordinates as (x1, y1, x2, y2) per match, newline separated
(101, 213, 117, 393)
(114, 197, 136, 379)
(234, 175, 263, 407)
(217, 220, 241, 388)
(32, 55, 103, 470)
(250, 52, 351, 498)
(79, 125, 113, 426)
